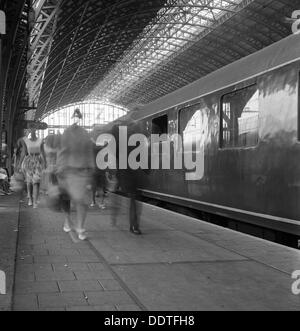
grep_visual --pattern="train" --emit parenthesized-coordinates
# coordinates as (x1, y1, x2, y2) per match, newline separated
(100, 34, 300, 245)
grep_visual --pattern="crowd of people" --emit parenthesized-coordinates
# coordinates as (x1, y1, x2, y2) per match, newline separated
(9, 108, 142, 241)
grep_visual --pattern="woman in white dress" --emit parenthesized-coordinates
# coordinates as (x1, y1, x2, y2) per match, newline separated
(20, 129, 46, 208)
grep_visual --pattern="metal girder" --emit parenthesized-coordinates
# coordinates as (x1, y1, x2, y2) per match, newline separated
(34, 0, 299, 119)
(27, 0, 62, 112)
(33, 0, 47, 17)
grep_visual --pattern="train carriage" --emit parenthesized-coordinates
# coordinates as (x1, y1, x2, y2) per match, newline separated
(103, 34, 300, 244)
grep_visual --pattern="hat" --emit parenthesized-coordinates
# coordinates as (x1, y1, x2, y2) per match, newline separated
(72, 108, 83, 120)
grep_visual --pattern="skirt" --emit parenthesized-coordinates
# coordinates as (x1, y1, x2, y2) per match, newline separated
(22, 154, 45, 184)
(57, 168, 93, 205)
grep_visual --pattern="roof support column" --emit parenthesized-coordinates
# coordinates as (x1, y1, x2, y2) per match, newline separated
(0, 35, 3, 167)
(0, 10, 5, 169)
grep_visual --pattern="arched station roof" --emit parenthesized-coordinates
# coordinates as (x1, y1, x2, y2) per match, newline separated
(33, 0, 168, 118)
(1, 0, 300, 125)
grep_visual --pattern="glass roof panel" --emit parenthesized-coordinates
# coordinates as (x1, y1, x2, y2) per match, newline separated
(89, 0, 244, 103)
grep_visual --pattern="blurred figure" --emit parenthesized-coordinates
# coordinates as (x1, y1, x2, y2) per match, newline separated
(11, 139, 27, 198)
(106, 169, 119, 226)
(121, 168, 142, 235)
(43, 133, 61, 193)
(1, 142, 8, 172)
(90, 137, 108, 209)
(19, 129, 45, 208)
(0, 143, 11, 196)
(0, 167, 10, 195)
(56, 109, 95, 241)
(112, 123, 142, 235)
(103, 125, 119, 227)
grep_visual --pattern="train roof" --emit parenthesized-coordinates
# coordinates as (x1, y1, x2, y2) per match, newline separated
(133, 34, 300, 121)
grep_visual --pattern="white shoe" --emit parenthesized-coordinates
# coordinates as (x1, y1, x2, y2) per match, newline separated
(63, 224, 72, 233)
(77, 229, 87, 241)
(28, 199, 33, 206)
(78, 233, 87, 241)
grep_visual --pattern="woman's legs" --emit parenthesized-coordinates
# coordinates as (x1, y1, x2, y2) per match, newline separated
(129, 193, 142, 235)
(110, 192, 120, 226)
(76, 202, 87, 229)
(75, 201, 88, 240)
(91, 185, 96, 207)
(27, 182, 33, 205)
(33, 183, 40, 208)
(27, 184, 31, 199)
(99, 188, 107, 209)
(61, 198, 72, 232)
(58, 172, 72, 233)
(64, 171, 90, 240)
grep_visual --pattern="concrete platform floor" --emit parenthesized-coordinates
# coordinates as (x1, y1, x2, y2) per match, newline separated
(5, 194, 300, 311)
(0, 195, 20, 311)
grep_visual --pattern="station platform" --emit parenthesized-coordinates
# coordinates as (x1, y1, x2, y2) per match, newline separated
(0, 194, 300, 311)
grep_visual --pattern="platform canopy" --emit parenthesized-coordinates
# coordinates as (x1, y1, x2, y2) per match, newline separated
(21, 0, 300, 119)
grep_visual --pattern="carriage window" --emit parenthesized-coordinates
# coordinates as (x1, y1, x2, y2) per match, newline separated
(179, 104, 207, 145)
(152, 114, 168, 135)
(221, 85, 259, 149)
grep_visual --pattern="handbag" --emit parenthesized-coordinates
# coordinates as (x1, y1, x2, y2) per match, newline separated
(105, 171, 119, 193)
(45, 172, 62, 212)
(10, 172, 25, 192)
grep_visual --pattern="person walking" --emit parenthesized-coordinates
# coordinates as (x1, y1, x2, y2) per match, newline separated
(111, 123, 142, 235)
(56, 109, 95, 241)
(20, 129, 45, 208)
(90, 137, 108, 209)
